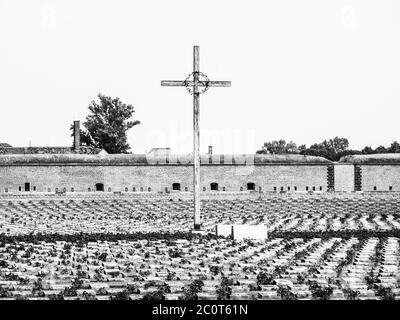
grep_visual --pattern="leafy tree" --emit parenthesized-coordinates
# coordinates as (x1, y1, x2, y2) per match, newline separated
(323, 137, 349, 153)
(300, 137, 351, 161)
(362, 146, 374, 154)
(71, 93, 140, 153)
(374, 145, 387, 154)
(388, 141, 400, 153)
(256, 140, 299, 154)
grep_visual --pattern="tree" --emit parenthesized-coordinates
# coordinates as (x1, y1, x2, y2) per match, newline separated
(323, 137, 349, 154)
(256, 140, 299, 154)
(300, 137, 351, 161)
(71, 93, 140, 153)
(388, 141, 400, 153)
(374, 145, 387, 154)
(361, 146, 374, 154)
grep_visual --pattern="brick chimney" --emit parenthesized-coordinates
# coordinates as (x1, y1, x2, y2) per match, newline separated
(208, 146, 213, 155)
(73, 120, 80, 151)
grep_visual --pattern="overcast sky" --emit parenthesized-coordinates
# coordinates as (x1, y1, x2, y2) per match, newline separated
(0, 0, 399, 154)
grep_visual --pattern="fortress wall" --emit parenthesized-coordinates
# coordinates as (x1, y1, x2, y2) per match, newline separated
(0, 164, 328, 193)
(334, 164, 354, 192)
(360, 165, 400, 192)
(205, 165, 328, 192)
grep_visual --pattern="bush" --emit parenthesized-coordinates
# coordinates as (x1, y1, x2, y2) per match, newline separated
(249, 283, 261, 291)
(0, 286, 11, 298)
(256, 271, 275, 286)
(141, 290, 166, 300)
(97, 252, 108, 262)
(80, 291, 97, 300)
(179, 279, 205, 300)
(62, 286, 77, 297)
(343, 288, 360, 300)
(109, 289, 131, 300)
(297, 273, 306, 284)
(365, 271, 379, 290)
(168, 248, 183, 258)
(277, 285, 297, 300)
(209, 265, 223, 276)
(216, 277, 233, 300)
(309, 281, 333, 300)
(376, 286, 395, 300)
(96, 287, 108, 295)
(216, 285, 231, 300)
(127, 284, 140, 294)
(32, 278, 45, 297)
(0, 260, 8, 268)
(189, 279, 204, 293)
(48, 293, 64, 300)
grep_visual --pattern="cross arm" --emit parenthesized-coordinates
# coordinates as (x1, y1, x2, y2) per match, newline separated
(161, 80, 231, 87)
(161, 80, 187, 87)
(206, 81, 231, 87)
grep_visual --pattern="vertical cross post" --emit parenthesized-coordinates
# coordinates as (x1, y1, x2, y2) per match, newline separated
(161, 46, 231, 232)
(193, 46, 201, 230)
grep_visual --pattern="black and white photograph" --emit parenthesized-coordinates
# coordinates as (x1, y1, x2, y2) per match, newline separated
(0, 0, 399, 316)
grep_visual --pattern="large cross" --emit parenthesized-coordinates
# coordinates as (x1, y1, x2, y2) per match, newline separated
(161, 46, 231, 230)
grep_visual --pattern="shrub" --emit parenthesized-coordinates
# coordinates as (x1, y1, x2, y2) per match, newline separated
(141, 290, 166, 300)
(126, 284, 140, 294)
(97, 252, 108, 262)
(216, 278, 232, 301)
(96, 287, 108, 295)
(166, 271, 176, 281)
(0, 260, 8, 268)
(0, 286, 11, 298)
(365, 271, 379, 290)
(309, 281, 333, 300)
(80, 291, 97, 300)
(71, 278, 84, 290)
(168, 248, 183, 258)
(62, 286, 77, 297)
(376, 286, 395, 300)
(209, 265, 223, 276)
(297, 273, 306, 284)
(109, 289, 131, 300)
(256, 271, 275, 286)
(48, 293, 64, 300)
(249, 283, 261, 291)
(32, 278, 45, 297)
(189, 279, 204, 293)
(179, 279, 205, 301)
(277, 285, 297, 300)
(343, 288, 360, 300)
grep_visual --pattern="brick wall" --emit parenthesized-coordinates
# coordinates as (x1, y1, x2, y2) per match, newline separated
(360, 165, 400, 192)
(0, 164, 329, 193)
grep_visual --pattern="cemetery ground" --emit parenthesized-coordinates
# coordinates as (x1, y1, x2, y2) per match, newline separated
(1, 192, 400, 300)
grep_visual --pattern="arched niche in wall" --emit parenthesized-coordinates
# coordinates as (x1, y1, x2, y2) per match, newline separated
(210, 182, 218, 191)
(247, 182, 255, 191)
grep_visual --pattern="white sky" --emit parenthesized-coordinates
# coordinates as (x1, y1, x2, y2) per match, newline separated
(0, 0, 399, 154)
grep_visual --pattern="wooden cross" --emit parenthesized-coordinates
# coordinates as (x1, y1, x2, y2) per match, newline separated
(161, 46, 231, 230)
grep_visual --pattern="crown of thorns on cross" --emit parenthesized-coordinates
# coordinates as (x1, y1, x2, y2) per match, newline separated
(183, 71, 210, 95)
